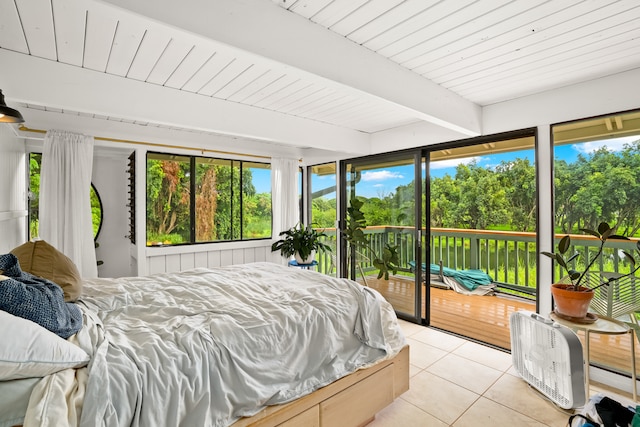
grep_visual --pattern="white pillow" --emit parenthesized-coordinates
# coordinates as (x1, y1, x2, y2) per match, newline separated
(0, 310, 90, 380)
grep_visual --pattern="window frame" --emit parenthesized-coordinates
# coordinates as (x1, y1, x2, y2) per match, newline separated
(145, 151, 272, 247)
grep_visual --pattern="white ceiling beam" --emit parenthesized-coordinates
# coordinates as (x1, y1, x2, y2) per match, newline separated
(99, 0, 482, 136)
(0, 49, 370, 154)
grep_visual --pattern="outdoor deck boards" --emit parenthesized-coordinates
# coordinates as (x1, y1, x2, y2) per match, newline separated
(364, 275, 639, 377)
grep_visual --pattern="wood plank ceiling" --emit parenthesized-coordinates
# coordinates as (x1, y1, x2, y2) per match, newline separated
(1, 0, 639, 138)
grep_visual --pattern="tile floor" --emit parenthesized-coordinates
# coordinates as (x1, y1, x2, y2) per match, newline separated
(369, 319, 636, 426)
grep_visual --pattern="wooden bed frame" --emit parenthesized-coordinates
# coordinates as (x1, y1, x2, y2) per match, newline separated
(233, 345, 410, 427)
(12, 346, 409, 427)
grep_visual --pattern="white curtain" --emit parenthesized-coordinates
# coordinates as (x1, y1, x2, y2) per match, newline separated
(271, 157, 299, 264)
(39, 130, 98, 278)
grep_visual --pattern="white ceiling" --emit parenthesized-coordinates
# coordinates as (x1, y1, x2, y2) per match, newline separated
(1, 0, 639, 157)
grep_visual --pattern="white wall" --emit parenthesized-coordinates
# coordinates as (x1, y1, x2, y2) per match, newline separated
(0, 124, 27, 254)
(88, 142, 284, 277)
(92, 148, 134, 277)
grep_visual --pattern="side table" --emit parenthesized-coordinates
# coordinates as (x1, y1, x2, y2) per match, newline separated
(288, 260, 318, 270)
(550, 313, 637, 402)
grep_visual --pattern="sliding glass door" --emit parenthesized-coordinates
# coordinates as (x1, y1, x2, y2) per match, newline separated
(342, 152, 422, 322)
(425, 132, 538, 349)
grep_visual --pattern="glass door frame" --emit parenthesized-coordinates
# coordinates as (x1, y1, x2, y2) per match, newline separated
(339, 149, 424, 324)
(421, 128, 541, 328)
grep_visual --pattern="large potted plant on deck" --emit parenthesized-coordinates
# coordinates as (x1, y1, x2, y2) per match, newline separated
(271, 223, 332, 265)
(542, 222, 640, 320)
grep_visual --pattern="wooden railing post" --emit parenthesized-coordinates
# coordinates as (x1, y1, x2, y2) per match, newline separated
(470, 235, 479, 270)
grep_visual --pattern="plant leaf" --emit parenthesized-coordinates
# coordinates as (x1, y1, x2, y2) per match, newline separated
(608, 234, 630, 241)
(597, 222, 611, 235)
(566, 252, 579, 264)
(622, 250, 636, 267)
(558, 235, 571, 254)
(580, 228, 600, 238)
(541, 251, 555, 259)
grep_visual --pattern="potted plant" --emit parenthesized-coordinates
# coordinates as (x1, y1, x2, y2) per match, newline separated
(271, 223, 332, 264)
(343, 197, 400, 280)
(542, 222, 640, 319)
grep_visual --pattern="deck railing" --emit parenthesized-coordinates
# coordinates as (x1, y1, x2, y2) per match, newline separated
(316, 227, 639, 300)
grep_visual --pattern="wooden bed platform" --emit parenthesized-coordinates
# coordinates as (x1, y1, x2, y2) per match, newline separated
(233, 345, 410, 427)
(12, 347, 408, 427)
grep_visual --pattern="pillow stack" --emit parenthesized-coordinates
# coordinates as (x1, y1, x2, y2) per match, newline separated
(0, 310, 89, 381)
(10, 240, 83, 302)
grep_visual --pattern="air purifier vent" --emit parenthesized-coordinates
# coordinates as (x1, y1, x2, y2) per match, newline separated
(510, 311, 586, 409)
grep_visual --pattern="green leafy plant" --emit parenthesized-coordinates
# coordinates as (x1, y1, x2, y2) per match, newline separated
(271, 223, 332, 260)
(541, 222, 640, 291)
(344, 197, 400, 280)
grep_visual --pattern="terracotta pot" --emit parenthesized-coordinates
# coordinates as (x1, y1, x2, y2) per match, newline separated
(551, 283, 594, 319)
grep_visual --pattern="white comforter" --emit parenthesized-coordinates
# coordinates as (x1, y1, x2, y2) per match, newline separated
(24, 262, 406, 427)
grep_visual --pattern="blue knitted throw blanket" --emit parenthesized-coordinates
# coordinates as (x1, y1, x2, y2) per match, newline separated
(0, 253, 82, 338)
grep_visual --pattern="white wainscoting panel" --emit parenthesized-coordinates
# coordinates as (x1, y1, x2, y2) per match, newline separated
(180, 253, 195, 271)
(194, 251, 208, 268)
(145, 242, 273, 275)
(207, 251, 222, 268)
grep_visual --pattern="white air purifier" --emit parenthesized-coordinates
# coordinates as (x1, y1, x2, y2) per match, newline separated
(510, 310, 586, 409)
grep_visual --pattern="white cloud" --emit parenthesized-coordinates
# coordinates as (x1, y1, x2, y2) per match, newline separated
(373, 183, 385, 188)
(430, 156, 482, 170)
(573, 136, 638, 154)
(361, 170, 404, 181)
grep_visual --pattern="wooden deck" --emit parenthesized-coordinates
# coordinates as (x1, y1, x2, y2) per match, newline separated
(363, 275, 639, 377)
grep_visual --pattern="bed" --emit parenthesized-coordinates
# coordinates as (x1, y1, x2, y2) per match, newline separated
(0, 259, 408, 427)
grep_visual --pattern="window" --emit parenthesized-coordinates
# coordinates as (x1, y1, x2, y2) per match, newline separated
(552, 109, 640, 378)
(310, 162, 337, 276)
(242, 162, 272, 239)
(146, 153, 191, 245)
(28, 153, 103, 240)
(552, 111, 640, 279)
(146, 152, 271, 246)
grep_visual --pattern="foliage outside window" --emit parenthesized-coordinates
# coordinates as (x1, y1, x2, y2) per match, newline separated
(552, 112, 640, 279)
(28, 153, 103, 240)
(310, 162, 337, 276)
(430, 156, 536, 232)
(146, 152, 271, 246)
(310, 163, 337, 229)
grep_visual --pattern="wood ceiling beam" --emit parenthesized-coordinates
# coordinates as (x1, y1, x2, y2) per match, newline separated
(100, 0, 482, 137)
(0, 49, 370, 154)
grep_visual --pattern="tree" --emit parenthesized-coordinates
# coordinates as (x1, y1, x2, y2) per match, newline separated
(496, 158, 536, 231)
(146, 159, 190, 242)
(311, 197, 337, 229)
(195, 165, 217, 241)
(554, 140, 640, 235)
(430, 174, 459, 228)
(453, 162, 509, 229)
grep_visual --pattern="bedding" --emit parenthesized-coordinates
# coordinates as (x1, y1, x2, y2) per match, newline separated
(0, 253, 83, 338)
(10, 239, 83, 301)
(23, 262, 406, 427)
(0, 310, 89, 381)
(0, 377, 41, 427)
